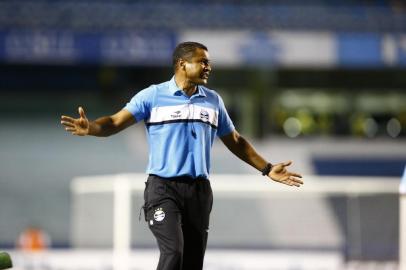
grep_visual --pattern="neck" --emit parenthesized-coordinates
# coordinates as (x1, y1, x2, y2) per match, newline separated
(175, 75, 197, 97)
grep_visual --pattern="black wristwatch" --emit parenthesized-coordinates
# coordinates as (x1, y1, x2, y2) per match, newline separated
(261, 163, 273, 176)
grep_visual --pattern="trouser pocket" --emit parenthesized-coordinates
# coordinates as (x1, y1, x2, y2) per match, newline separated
(142, 176, 169, 222)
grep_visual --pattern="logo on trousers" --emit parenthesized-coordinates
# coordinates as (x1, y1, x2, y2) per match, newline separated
(154, 208, 165, 222)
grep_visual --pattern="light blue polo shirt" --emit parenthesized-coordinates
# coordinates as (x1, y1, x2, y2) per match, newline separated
(124, 77, 235, 179)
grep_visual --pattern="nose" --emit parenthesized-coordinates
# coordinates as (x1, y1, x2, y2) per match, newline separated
(205, 64, 211, 72)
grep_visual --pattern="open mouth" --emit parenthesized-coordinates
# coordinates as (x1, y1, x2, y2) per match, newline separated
(202, 73, 210, 79)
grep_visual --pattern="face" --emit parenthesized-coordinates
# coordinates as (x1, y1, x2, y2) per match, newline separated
(182, 48, 212, 85)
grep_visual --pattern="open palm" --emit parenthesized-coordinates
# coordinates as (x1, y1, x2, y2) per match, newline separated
(268, 161, 303, 187)
(60, 107, 89, 136)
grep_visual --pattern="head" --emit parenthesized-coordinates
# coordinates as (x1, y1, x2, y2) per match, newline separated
(173, 41, 211, 85)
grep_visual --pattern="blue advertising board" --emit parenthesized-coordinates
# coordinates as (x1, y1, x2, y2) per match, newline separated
(337, 33, 384, 67)
(0, 29, 406, 67)
(0, 30, 176, 65)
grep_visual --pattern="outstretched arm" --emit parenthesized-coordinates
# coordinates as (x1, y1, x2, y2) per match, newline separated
(61, 107, 136, 137)
(220, 130, 303, 187)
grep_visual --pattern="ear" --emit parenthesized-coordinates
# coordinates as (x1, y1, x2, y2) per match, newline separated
(178, 59, 187, 70)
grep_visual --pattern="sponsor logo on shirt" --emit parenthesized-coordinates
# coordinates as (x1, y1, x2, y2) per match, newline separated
(170, 110, 182, 119)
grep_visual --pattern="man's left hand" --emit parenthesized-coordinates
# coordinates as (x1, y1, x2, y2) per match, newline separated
(268, 161, 303, 187)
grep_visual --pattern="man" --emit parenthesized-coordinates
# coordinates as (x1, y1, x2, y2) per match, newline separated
(61, 41, 303, 270)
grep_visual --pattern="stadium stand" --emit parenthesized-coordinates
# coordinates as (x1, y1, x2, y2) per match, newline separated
(0, 1, 405, 32)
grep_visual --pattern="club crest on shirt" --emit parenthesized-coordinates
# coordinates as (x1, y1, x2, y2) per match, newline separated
(200, 109, 209, 121)
(154, 208, 165, 222)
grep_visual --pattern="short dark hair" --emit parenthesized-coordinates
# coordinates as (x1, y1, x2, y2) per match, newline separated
(172, 41, 208, 70)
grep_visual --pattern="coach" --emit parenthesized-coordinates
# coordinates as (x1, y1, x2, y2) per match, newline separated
(61, 41, 303, 270)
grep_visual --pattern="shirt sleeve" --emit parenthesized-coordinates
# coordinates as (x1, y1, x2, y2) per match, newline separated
(123, 86, 153, 122)
(216, 94, 235, 137)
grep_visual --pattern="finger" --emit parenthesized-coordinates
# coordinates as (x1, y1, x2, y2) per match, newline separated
(279, 180, 292, 186)
(289, 176, 304, 185)
(285, 181, 293, 186)
(289, 172, 303, 178)
(283, 178, 300, 187)
(282, 160, 292, 167)
(65, 127, 76, 132)
(291, 182, 301, 187)
(61, 115, 75, 122)
(61, 121, 75, 128)
(78, 106, 86, 119)
(278, 177, 294, 186)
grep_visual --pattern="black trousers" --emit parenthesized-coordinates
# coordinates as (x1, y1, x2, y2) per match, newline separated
(143, 174, 213, 270)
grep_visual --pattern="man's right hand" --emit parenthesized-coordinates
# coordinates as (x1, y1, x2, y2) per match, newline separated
(61, 107, 90, 136)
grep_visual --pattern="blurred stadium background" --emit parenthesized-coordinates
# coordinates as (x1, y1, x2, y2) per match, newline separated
(0, 0, 406, 269)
